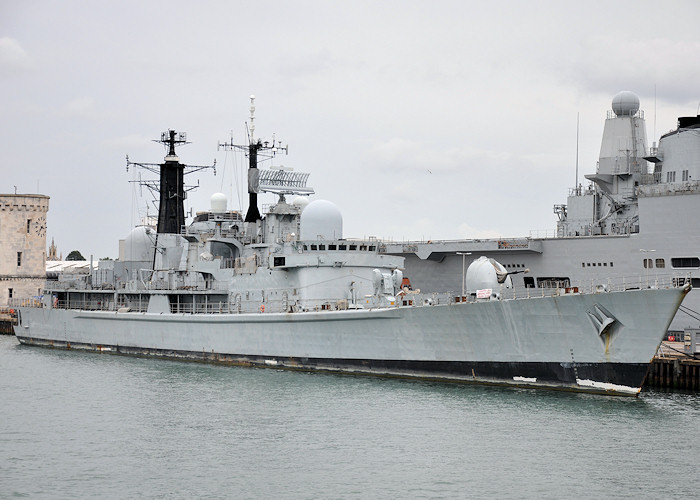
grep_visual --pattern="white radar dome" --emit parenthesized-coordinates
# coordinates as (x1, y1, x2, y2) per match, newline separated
(292, 196, 310, 212)
(124, 226, 156, 262)
(210, 193, 227, 213)
(612, 91, 640, 117)
(300, 200, 343, 240)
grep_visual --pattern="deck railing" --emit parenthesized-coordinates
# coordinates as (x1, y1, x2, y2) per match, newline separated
(13, 272, 691, 315)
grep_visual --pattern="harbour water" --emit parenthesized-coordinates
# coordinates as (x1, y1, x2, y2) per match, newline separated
(1, 335, 698, 499)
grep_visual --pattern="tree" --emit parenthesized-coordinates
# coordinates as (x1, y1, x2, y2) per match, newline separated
(66, 250, 86, 261)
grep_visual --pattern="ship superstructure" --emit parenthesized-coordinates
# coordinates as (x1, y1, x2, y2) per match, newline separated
(556, 91, 648, 238)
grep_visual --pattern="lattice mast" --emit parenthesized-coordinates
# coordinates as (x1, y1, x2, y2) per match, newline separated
(218, 95, 289, 223)
(127, 131, 215, 234)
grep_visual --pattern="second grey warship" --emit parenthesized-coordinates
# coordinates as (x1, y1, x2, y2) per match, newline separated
(385, 91, 700, 334)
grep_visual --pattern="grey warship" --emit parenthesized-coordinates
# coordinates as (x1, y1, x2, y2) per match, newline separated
(14, 97, 690, 396)
(385, 91, 700, 334)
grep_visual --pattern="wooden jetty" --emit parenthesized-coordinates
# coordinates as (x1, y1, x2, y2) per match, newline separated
(646, 342, 700, 390)
(0, 308, 17, 335)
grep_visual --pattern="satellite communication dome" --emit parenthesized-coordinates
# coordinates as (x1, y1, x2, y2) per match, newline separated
(611, 91, 640, 117)
(124, 226, 156, 262)
(210, 193, 227, 213)
(300, 200, 343, 240)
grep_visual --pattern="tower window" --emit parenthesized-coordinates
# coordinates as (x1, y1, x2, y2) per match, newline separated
(17, 252, 22, 266)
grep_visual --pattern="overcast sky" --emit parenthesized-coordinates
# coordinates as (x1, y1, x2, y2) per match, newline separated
(2, 0, 699, 259)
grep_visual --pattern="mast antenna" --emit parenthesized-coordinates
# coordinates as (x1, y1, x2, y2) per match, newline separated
(249, 94, 256, 143)
(575, 112, 579, 194)
(654, 85, 657, 147)
(218, 96, 289, 223)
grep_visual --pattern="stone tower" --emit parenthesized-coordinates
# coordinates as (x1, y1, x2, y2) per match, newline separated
(0, 194, 50, 305)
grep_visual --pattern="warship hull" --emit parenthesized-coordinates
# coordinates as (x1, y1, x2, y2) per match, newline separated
(15, 286, 688, 395)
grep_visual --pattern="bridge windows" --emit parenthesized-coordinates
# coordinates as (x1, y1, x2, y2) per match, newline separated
(300, 243, 377, 253)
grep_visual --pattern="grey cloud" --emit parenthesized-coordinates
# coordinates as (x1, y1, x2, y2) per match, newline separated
(0, 37, 34, 76)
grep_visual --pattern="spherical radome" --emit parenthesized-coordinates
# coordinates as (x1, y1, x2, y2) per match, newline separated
(300, 200, 343, 240)
(612, 91, 640, 116)
(124, 226, 156, 262)
(210, 193, 227, 213)
(292, 196, 311, 211)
